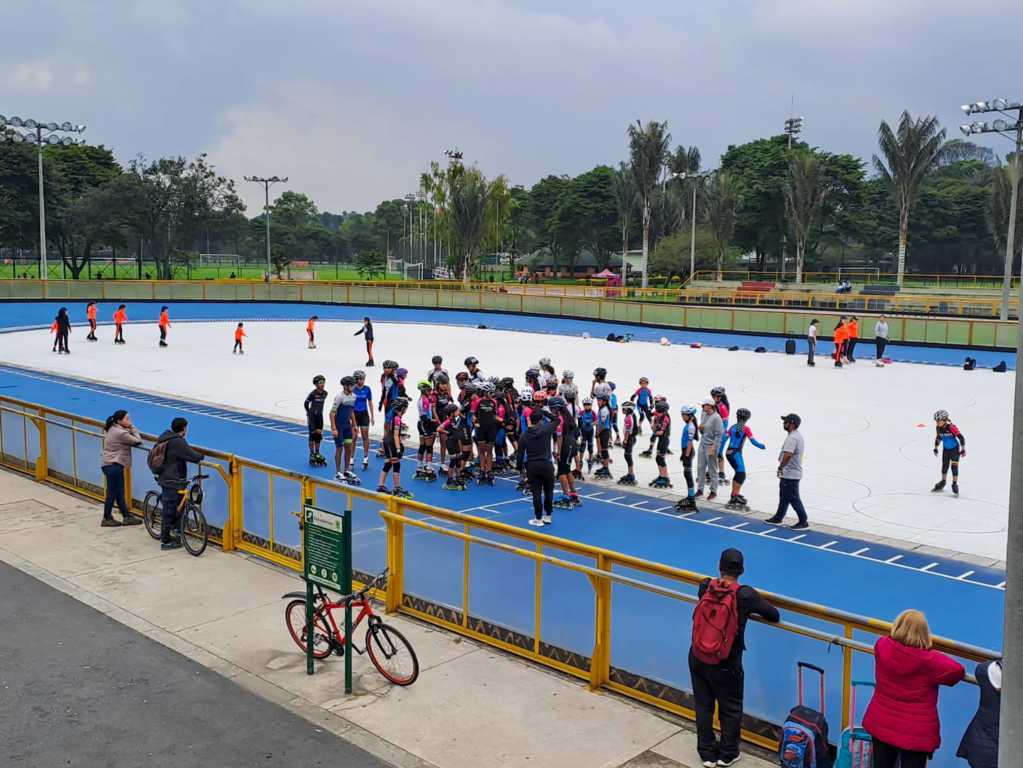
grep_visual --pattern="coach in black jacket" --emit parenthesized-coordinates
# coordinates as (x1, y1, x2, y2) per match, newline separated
(515, 409, 557, 527)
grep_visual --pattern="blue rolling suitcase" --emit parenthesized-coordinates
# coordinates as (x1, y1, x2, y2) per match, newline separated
(835, 680, 874, 768)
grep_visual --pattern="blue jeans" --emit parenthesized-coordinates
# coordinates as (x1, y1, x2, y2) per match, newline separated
(775, 478, 807, 524)
(101, 463, 129, 519)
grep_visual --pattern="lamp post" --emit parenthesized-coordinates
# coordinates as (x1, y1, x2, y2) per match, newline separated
(243, 175, 287, 281)
(960, 99, 1023, 321)
(781, 116, 804, 282)
(404, 193, 417, 267)
(678, 170, 708, 281)
(0, 116, 86, 279)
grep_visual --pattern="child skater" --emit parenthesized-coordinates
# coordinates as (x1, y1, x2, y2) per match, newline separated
(233, 322, 246, 354)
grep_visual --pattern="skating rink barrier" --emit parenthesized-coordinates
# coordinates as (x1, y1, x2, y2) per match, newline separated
(0, 393, 999, 759)
(0, 279, 1016, 348)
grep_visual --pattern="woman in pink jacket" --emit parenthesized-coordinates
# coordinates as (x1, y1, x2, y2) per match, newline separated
(863, 609, 965, 768)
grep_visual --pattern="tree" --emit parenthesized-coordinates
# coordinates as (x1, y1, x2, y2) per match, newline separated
(355, 249, 386, 279)
(873, 111, 947, 284)
(612, 163, 636, 267)
(704, 172, 739, 281)
(447, 166, 493, 283)
(720, 136, 790, 271)
(784, 151, 832, 283)
(628, 120, 671, 287)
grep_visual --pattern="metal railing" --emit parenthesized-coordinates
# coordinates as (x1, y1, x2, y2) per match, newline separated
(0, 393, 999, 757)
(693, 269, 1022, 290)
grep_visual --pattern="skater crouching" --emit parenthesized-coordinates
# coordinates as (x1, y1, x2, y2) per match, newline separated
(305, 375, 329, 467)
(674, 406, 699, 510)
(696, 398, 722, 501)
(932, 410, 965, 496)
(723, 408, 766, 510)
(617, 402, 638, 486)
(648, 400, 673, 489)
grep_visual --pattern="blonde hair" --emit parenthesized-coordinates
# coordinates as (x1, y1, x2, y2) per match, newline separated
(891, 609, 932, 649)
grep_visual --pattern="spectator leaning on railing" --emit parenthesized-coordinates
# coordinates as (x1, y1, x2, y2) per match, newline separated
(956, 658, 1001, 768)
(100, 410, 144, 527)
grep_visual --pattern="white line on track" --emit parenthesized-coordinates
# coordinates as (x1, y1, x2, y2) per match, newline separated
(885, 555, 903, 564)
(730, 522, 749, 530)
(820, 541, 838, 549)
(956, 570, 976, 580)
(997, 581, 1006, 588)
(789, 534, 807, 541)
(760, 528, 778, 535)
(921, 562, 940, 571)
(605, 495, 626, 502)
(850, 547, 870, 556)
(704, 516, 722, 523)
(652, 506, 672, 512)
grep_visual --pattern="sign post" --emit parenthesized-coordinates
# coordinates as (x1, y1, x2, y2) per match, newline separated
(301, 500, 353, 694)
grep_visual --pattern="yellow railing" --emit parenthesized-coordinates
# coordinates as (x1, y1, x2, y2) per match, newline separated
(0, 393, 999, 752)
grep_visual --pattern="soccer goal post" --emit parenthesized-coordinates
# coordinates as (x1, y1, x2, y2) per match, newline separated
(387, 257, 403, 276)
(403, 262, 424, 281)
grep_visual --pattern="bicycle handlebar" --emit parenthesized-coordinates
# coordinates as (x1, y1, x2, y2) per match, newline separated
(322, 568, 389, 604)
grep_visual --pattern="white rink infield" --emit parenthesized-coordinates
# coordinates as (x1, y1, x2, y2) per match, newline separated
(2, 319, 1011, 561)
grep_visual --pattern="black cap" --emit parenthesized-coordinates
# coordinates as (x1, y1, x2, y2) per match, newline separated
(781, 413, 802, 428)
(719, 548, 744, 576)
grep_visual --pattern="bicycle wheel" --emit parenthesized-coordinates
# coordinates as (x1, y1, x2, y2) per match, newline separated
(142, 491, 162, 541)
(285, 599, 333, 659)
(366, 622, 419, 685)
(180, 503, 208, 556)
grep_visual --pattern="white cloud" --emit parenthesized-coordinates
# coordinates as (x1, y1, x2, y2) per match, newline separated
(1, 56, 92, 93)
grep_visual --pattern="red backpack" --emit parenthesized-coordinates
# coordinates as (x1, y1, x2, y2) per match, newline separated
(691, 579, 740, 664)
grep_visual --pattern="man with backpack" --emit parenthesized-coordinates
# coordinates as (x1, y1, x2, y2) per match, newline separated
(150, 418, 204, 551)
(689, 548, 780, 768)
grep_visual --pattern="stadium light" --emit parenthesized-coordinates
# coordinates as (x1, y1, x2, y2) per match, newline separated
(243, 175, 288, 282)
(677, 170, 710, 281)
(0, 115, 86, 278)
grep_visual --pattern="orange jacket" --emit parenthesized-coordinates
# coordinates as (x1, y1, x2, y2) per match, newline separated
(234, 328, 246, 341)
(848, 320, 858, 339)
(159, 310, 170, 328)
(113, 308, 127, 324)
(86, 305, 97, 321)
(50, 321, 58, 333)
(833, 324, 847, 344)
(306, 318, 316, 332)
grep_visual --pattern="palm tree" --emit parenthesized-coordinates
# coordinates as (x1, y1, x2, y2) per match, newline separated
(612, 163, 636, 275)
(447, 166, 492, 284)
(873, 111, 946, 284)
(704, 171, 739, 281)
(628, 120, 671, 287)
(784, 151, 831, 283)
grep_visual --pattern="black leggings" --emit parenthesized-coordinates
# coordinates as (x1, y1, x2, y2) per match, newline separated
(597, 431, 610, 459)
(941, 447, 960, 477)
(526, 461, 555, 519)
(681, 452, 694, 491)
(623, 434, 635, 469)
(871, 738, 929, 768)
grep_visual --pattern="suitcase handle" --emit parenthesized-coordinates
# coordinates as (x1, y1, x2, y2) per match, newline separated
(797, 662, 825, 710)
(848, 680, 875, 728)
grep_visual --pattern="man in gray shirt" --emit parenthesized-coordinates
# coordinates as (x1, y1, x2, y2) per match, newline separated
(696, 398, 723, 500)
(765, 413, 808, 529)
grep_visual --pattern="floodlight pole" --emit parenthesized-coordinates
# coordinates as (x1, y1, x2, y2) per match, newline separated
(1001, 120, 1022, 321)
(36, 127, 47, 279)
(244, 175, 287, 281)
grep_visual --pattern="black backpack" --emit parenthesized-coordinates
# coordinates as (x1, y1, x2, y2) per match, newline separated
(993, 361, 1007, 373)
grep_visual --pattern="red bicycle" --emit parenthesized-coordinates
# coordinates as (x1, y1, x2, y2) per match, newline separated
(282, 569, 419, 686)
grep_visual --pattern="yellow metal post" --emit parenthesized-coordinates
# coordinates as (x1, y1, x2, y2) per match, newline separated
(841, 623, 854, 727)
(588, 554, 612, 690)
(33, 415, 47, 482)
(462, 521, 471, 628)
(224, 456, 242, 552)
(384, 497, 405, 614)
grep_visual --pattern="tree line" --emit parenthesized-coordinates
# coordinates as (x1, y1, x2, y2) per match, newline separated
(1, 110, 1019, 283)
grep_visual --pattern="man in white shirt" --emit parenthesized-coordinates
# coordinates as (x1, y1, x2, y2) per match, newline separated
(807, 319, 818, 367)
(874, 315, 889, 367)
(765, 413, 808, 529)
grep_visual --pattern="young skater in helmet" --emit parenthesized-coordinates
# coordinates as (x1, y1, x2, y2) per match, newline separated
(550, 395, 581, 507)
(674, 406, 700, 510)
(593, 393, 614, 479)
(649, 399, 673, 488)
(304, 375, 329, 466)
(711, 386, 730, 485)
(329, 376, 359, 484)
(630, 376, 654, 435)
(352, 369, 374, 470)
(723, 408, 766, 510)
(378, 397, 411, 496)
(617, 401, 638, 485)
(438, 403, 470, 490)
(414, 381, 439, 481)
(932, 409, 966, 495)
(577, 397, 596, 474)
(640, 395, 668, 457)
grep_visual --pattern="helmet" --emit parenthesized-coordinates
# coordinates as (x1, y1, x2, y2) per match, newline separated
(934, 409, 949, 421)
(455, 371, 469, 382)
(710, 386, 726, 397)
(654, 400, 669, 413)
(396, 367, 408, 378)
(562, 370, 574, 379)
(533, 390, 548, 403)
(463, 382, 477, 395)
(621, 401, 635, 412)
(680, 405, 698, 417)
(418, 380, 433, 391)
(701, 397, 715, 407)
(445, 403, 459, 416)
(525, 367, 540, 380)
(383, 359, 398, 369)
(582, 397, 593, 406)
(339, 393, 356, 407)
(480, 382, 495, 394)
(353, 369, 366, 381)
(340, 375, 356, 387)
(639, 376, 649, 384)
(393, 396, 410, 412)
(653, 394, 667, 403)
(431, 355, 443, 365)
(464, 356, 479, 366)
(547, 395, 566, 410)
(593, 367, 607, 378)
(434, 372, 449, 385)
(736, 408, 751, 422)
(500, 377, 515, 389)
(313, 375, 326, 385)
(519, 387, 534, 402)
(539, 356, 552, 366)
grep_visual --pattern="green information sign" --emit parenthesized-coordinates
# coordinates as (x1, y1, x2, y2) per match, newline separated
(303, 504, 346, 592)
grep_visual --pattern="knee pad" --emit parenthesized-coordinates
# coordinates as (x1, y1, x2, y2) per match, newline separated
(655, 455, 666, 467)
(734, 471, 746, 485)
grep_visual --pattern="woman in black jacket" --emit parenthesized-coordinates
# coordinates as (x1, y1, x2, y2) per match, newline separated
(957, 659, 1001, 768)
(54, 307, 72, 354)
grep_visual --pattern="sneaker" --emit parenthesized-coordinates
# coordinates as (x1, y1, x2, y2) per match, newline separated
(702, 762, 718, 768)
(120, 515, 142, 526)
(528, 518, 545, 527)
(718, 756, 742, 767)
(707, 492, 717, 501)
(376, 485, 391, 494)
(101, 518, 121, 527)
(160, 540, 182, 550)
(336, 471, 345, 481)
(764, 516, 784, 524)
(789, 521, 810, 530)
(542, 514, 552, 525)
(952, 482, 959, 496)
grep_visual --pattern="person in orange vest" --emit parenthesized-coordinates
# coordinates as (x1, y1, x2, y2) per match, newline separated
(846, 315, 859, 363)
(86, 301, 98, 341)
(50, 317, 60, 352)
(233, 322, 246, 355)
(158, 306, 170, 347)
(113, 304, 127, 344)
(306, 315, 318, 349)
(832, 316, 847, 368)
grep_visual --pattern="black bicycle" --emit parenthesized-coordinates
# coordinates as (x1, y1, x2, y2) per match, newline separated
(143, 471, 209, 556)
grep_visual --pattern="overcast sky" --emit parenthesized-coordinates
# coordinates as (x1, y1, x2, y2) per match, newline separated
(2, 0, 1019, 214)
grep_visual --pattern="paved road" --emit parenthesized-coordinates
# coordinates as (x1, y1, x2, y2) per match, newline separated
(0, 561, 387, 768)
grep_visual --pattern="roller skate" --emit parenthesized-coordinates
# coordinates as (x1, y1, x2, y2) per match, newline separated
(586, 456, 596, 473)
(639, 447, 653, 458)
(593, 466, 612, 480)
(362, 457, 369, 471)
(341, 471, 361, 486)
(932, 480, 946, 492)
(570, 495, 582, 507)
(674, 495, 697, 512)
(718, 471, 727, 485)
(309, 452, 327, 467)
(616, 473, 637, 486)
(443, 477, 466, 491)
(414, 466, 438, 482)
(391, 486, 413, 499)
(375, 485, 392, 494)
(725, 495, 749, 511)
(649, 476, 672, 489)
(553, 495, 574, 509)
(952, 481, 959, 496)
(515, 476, 530, 494)
(572, 468, 583, 480)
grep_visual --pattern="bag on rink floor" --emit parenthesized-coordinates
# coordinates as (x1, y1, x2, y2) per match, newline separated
(835, 681, 874, 768)
(779, 662, 833, 768)
(963, 357, 976, 371)
(785, 339, 797, 355)
(993, 361, 1007, 372)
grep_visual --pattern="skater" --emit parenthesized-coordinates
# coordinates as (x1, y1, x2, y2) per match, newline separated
(875, 315, 889, 366)
(306, 315, 318, 348)
(352, 370, 374, 470)
(438, 403, 470, 490)
(807, 318, 818, 366)
(495, 377, 518, 469)
(617, 401, 638, 486)
(675, 405, 699, 510)
(304, 375, 329, 467)
(427, 355, 448, 386)
(609, 382, 622, 446)
(414, 380, 439, 482)
(577, 397, 596, 475)
(464, 355, 483, 383)
(538, 357, 558, 390)
(525, 367, 542, 393)
(711, 386, 730, 486)
(433, 373, 452, 467)
(550, 396, 581, 508)
(765, 413, 809, 529)
(590, 366, 610, 399)
(354, 316, 374, 366)
(377, 397, 410, 496)
(329, 376, 359, 483)
(86, 301, 98, 341)
(630, 377, 654, 432)
(593, 393, 614, 479)
(516, 408, 558, 526)
(846, 315, 859, 362)
(471, 381, 503, 485)
(232, 322, 246, 354)
(53, 307, 71, 354)
(158, 306, 170, 347)
(648, 399, 672, 489)
(696, 398, 722, 501)
(723, 408, 766, 510)
(641, 395, 668, 457)
(932, 410, 965, 496)
(378, 360, 401, 421)
(558, 370, 578, 402)
(832, 316, 847, 367)
(113, 304, 127, 344)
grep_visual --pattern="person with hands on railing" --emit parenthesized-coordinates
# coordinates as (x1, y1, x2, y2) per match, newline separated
(515, 406, 557, 527)
(100, 410, 143, 527)
(153, 417, 205, 550)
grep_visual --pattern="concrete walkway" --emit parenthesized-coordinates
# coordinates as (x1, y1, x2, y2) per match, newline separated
(0, 468, 774, 768)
